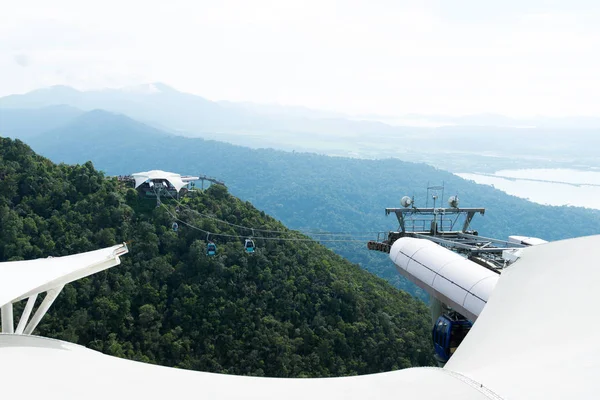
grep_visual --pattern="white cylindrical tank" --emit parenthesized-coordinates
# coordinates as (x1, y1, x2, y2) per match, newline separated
(389, 237, 499, 321)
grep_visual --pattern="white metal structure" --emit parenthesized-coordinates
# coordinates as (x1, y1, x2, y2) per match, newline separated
(181, 175, 201, 183)
(131, 170, 198, 192)
(0, 244, 128, 335)
(389, 237, 498, 321)
(508, 235, 548, 246)
(1, 236, 599, 399)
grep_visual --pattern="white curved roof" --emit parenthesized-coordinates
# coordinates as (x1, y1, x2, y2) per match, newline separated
(131, 170, 188, 191)
(446, 235, 598, 399)
(2, 235, 600, 399)
(0, 244, 128, 307)
(0, 334, 492, 399)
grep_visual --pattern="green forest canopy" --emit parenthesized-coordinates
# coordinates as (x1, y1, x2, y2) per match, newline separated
(0, 137, 434, 376)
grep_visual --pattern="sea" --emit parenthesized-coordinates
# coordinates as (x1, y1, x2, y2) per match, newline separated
(456, 168, 600, 210)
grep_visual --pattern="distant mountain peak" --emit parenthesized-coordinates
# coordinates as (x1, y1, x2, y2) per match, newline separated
(150, 82, 177, 92)
(64, 108, 173, 140)
(45, 84, 81, 92)
(80, 108, 122, 118)
(119, 82, 176, 95)
(21, 84, 81, 96)
(74, 108, 146, 126)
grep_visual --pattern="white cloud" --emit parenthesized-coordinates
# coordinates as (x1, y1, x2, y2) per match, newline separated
(13, 54, 31, 67)
(1, 0, 600, 117)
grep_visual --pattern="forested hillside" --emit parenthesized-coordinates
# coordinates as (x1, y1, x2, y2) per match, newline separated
(17, 110, 600, 299)
(0, 137, 434, 376)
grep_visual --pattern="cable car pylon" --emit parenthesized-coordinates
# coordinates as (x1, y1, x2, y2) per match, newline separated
(368, 188, 546, 365)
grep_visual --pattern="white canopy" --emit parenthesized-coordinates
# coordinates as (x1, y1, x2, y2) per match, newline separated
(0, 244, 128, 307)
(0, 244, 128, 335)
(131, 170, 188, 191)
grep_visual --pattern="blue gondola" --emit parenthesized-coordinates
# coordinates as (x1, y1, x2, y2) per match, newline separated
(206, 241, 217, 256)
(432, 313, 472, 363)
(172, 222, 179, 232)
(244, 238, 255, 253)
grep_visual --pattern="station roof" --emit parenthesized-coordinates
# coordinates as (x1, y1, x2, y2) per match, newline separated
(131, 170, 191, 191)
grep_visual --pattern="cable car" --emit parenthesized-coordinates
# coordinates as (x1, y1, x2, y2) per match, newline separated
(206, 242, 217, 256)
(432, 313, 472, 363)
(172, 222, 179, 232)
(244, 239, 255, 253)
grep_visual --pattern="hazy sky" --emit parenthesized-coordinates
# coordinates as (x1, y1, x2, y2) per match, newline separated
(2, 0, 600, 117)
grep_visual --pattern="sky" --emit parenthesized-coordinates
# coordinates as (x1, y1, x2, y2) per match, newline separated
(2, 0, 600, 117)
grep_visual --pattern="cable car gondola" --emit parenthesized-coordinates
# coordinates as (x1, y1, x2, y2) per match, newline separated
(432, 313, 472, 363)
(206, 241, 217, 256)
(244, 238, 255, 253)
(172, 222, 179, 232)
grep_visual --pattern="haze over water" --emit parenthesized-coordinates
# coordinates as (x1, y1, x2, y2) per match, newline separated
(456, 169, 600, 210)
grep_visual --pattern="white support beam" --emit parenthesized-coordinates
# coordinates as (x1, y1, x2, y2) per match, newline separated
(15, 294, 38, 334)
(1, 303, 14, 333)
(0, 243, 128, 335)
(23, 286, 64, 335)
(0, 243, 128, 307)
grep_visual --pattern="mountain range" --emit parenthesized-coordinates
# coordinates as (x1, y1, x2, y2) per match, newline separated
(3, 84, 600, 172)
(3, 104, 600, 299)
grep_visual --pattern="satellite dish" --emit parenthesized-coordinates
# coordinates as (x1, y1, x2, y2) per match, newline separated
(448, 196, 459, 208)
(401, 196, 412, 208)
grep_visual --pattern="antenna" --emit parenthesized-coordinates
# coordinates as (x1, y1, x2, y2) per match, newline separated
(448, 195, 460, 208)
(425, 183, 445, 235)
(426, 182, 444, 209)
(401, 196, 412, 208)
